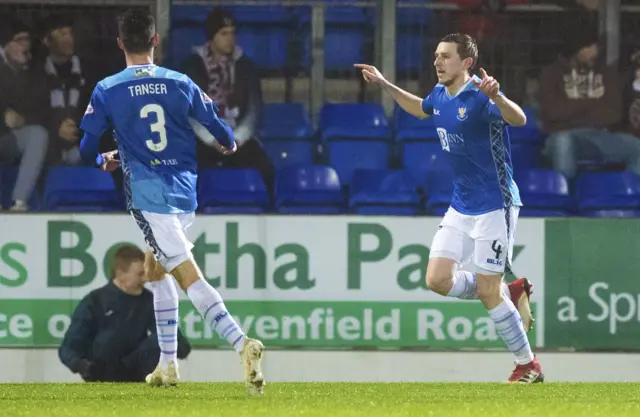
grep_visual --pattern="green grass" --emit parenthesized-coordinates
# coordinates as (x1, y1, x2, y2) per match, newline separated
(2, 383, 640, 417)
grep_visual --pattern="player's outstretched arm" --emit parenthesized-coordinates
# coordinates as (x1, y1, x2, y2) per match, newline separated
(354, 64, 429, 118)
(473, 68, 527, 126)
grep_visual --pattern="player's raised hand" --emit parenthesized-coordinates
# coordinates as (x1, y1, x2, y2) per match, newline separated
(473, 68, 500, 99)
(100, 150, 120, 172)
(354, 64, 387, 85)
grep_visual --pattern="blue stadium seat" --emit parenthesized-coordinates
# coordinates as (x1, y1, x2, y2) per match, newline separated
(582, 209, 640, 218)
(401, 141, 442, 184)
(263, 142, 315, 170)
(258, 103, 314, 141)
(516, 169, 572, 214)
(510, 142, 539, 176)
(393, 1, 433, 72)
(43, 167, 121, 212)
(198, 169, 269, 214)
(576, 172, 640, 211)
(235, 27, 289, 70)
(508, 106, 542, 143)
(423, 157, 453, 214)
(327, 141, 390, 186)
(298, 6, 370, 70)
(275, 165, 345, 214)
(349, 169, 421, 215)
(319, 103, 390, 141)
(0, 166, 41, 210)
(170, 26, 206, 69)
(394, 106, 438, 141)
(319, 103, 391, 185)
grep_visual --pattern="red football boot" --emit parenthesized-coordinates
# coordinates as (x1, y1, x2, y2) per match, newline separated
(508, 357, 544, 383)
(508, 277, 534, 333)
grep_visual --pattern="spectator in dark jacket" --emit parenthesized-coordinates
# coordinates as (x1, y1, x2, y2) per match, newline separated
(58, 245, 191, 382)
(40, 15, 95, 166)
(180, 7, 274, 191)
(0, 17, 49, 211)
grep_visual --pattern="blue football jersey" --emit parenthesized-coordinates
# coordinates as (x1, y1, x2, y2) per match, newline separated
(80, 64, 233, 214)
(421, 76, 521, 215)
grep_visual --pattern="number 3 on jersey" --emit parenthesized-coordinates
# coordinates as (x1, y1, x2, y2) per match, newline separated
(437, 127, 450, 152)
(140, 104, 168, 152)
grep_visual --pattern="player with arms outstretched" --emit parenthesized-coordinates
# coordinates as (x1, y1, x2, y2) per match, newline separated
(356, 33, 544, 383)
(78, 9, 266, 394)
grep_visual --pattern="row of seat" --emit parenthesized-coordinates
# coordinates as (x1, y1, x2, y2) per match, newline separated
(257, 102, 541, 184)
(170, 3, 435, 71)
(2, 165, 640, 217)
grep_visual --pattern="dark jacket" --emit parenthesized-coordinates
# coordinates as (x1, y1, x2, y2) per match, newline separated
(0, 60, 50, 137)
(180, 44, 262, 143)
(40, 54, 95, 160)
(58, 281, 191, 380)
(539, 57, 624, 133)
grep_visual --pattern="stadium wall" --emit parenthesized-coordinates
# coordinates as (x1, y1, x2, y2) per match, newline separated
(2, 349, 640, 383)
(1, 214, 640, 382)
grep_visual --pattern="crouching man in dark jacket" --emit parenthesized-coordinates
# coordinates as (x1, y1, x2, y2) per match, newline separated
(58, 245, 191, 382)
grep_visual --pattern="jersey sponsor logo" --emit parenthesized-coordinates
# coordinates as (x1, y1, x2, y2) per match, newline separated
(456, 107, 468, 121)
(437, 127, 465, 152)
(85, 104, 94, 115)
(133, 67, 156, 77)
(201, 92, 213, 104)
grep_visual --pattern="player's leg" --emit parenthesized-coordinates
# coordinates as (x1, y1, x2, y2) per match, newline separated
(473, 207, 543, 383)
(426, 208, 478, 298)
(141, 211, 265, 394)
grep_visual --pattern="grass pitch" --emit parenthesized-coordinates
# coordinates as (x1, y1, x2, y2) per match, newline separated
(2, 382, 640, 417)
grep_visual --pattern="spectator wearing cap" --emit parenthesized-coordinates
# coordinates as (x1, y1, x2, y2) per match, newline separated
(0, 17, 50, 211)
(40, 15, 95, 166)
(539, 28, 640, 180)
(180, 7, 274, 192)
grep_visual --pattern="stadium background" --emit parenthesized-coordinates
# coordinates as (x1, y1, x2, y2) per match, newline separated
(1, 0, 640, 383)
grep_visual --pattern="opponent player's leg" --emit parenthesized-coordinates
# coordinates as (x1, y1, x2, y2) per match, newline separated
(473, 207, 543, 383)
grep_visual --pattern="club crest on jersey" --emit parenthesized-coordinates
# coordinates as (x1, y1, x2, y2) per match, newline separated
(85, 104, 94, 115)
(457, 107, 468, 121)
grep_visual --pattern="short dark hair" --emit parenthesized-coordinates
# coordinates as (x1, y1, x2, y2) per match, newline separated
(117, 8, 155, 54)
(111, 245, 145, 279)
(440, 33, 478, 70)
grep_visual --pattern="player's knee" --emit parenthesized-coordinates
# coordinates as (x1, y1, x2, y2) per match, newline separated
(425, 268, 452, 295)
(144, 251, 165, 282)
(425, 256, 457, 295)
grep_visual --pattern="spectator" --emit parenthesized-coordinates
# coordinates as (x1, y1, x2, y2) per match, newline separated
(0, 17, 49, 211)
(626, 48, 640, 138)
(180, 7, 274, 191)
(58, 245, 191, 382)
(539, 32, 640, 179)
(41, 15, 94, 166)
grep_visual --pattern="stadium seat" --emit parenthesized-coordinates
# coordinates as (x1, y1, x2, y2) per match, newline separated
(576, 172, 640, 211)
(43, 167, 121, 212)
(510, 142, 540, 176)
(393, 106, 438, 141)
(298, 5, 370, 70)
(349, 169, 421, 215)
(263, 142, 316, 170)
(319, 103, 390, 141)
(508, 106, 542, 143)
(258, 103, 314, 141)
(516, 169, 572, 214)
(423, 156, 454, 214)
(319, 103, 391, 185)
(198, 169, 269, 214)
(275, 165, 345, 214)
(401, 141, 442, 184)
(582, 209, 640, 218)
(393, 1, 433, 72)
